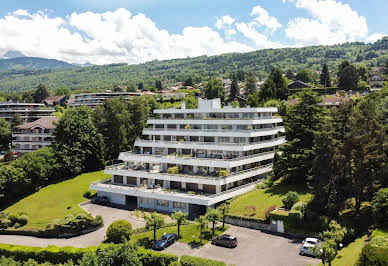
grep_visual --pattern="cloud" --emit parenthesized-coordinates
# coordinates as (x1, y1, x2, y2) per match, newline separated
(215, 15, 235, 29)
(0, 9, 253, 65)
(366, 33, 385, 43)
(236, 22, 283, 49)
(284, 0, 369, 45)
(250, 5, 281, 32)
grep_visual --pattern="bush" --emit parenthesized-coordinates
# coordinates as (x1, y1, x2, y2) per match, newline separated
(106, 220, 132, 243)
(83, 190, 92, 198)
(265, 205, 277, 220)
(138, 247, 178, 266)
(45, 213, 103, 234)
(282, 191, 299, 209)
(8, 214, 19, 225)
(291, 201, 307, 219)
(180, 255, 226, 266)
(0, 219, 11, 229)
(18, 215, 29, 226)
(289, 210, 303, 221)
(167, 166, 179, 175)
(357, 243, 388, 266)
(4, 150, 14, 162)
(371, 188, 388, 226)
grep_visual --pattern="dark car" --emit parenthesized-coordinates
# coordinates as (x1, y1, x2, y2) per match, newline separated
(211, 234, 238, 248)
(93, 196, 110, 205)
(154, 233, 178, 250)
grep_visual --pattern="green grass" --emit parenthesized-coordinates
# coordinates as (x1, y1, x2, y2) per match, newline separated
(372, 228, 388, 238)
(229, 182, 312, 219)
(5, 171, 109, 230)
(318, 235, 366, 266)
(130, 224, 229, 248)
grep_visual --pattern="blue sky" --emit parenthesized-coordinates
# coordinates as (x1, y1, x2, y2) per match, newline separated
(0, 0, 386, 64)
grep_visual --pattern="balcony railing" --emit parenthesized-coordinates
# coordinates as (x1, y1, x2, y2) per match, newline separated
(143, 126, 284, 133)
(154, 116, 279, 120)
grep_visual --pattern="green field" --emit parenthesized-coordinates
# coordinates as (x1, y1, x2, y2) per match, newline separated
(131, 224, 229, 248)
(5, 171, 109, 230)
(229, 183, 313, 219)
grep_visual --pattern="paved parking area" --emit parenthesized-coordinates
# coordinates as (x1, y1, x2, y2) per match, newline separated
(163, 225, 319, 266)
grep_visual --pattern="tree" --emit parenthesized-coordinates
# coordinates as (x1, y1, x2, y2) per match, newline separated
(34, 84, 50, 103)
(155, 80, 162, 90)
(11, 114, 23, 128)
(320, 63, 331, 87)
(285, 69, 295, 80)
(356, 64, 369, 82)
(247, 92, 259, 107)
(319, 220, 347, 265)
(205, 208, 221, 236)
(245, 70, 257, 95)
(295, 69, 313, 83)
(54, 87, 71, 96)
(371, 188, 388, 226)
(269, 68, 288, 100)
(259, 79, 276, 101)
(236, 69, 245, 81)
(195, 215, 208, 243)
(0, 118, 11, 150)
(138, 82, 144, 91)
(282, 191, 300, 209)
(171, 211, 188, 238)
(338, 64, 359, 90)
(230, 73, 239, 98)
(144, 212, 165, 241)
(203, 78, 225, 102)
(54, 106, 105, 177)
(106, 220, 132, 243)
(4, 150, 13, 162)
(273, 89, 326, 183)
(94, 241, 141, 266)
(184, 77, 193, 87)
(217, 203, 230, 228)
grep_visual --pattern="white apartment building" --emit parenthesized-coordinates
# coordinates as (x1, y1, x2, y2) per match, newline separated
(0, 102, 55, 123)
(68, 92, 140, 108)
(12, 116, 59, 154)
(91, 99, 285, 216)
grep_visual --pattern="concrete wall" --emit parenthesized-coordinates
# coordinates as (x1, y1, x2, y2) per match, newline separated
(225, 216, 276, 231)
(97, 191, 126, 205)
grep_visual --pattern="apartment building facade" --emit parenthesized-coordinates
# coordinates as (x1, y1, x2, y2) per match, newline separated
(0, 102, 55, 123)
(12, 116, 59, 154)
(91, 99, 285, 216)
(68, 92, 140, 108)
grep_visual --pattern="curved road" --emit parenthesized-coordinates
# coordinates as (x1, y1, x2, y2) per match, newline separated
(0, 203, 146, 248)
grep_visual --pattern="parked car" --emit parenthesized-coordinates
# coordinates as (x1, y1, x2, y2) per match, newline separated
(93, 196, 110, 205)
(211, 234, 238, 248)
(299, 238, 321, 257)
(154, 233, 178, 250)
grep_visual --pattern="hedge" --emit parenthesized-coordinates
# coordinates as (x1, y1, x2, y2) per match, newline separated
(180, 255, 226, 266)
(225, 214, 267, 223)
(0, 243, 178, 266)
(357, 244, 388, 266)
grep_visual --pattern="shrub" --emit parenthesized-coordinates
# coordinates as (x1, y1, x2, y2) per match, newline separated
(18, 215, 29, 226)
(256, 182, 267, 189)
(167, 166, 179, 175)
(282, 191, 299, 209)
(0, 219, 11, 229)
(289, 210, 303, 221)
(357, 243, 388, 266)
(291, 201, 307, 218)
(8, 214, 19, 225)
(138, 247, 178, 266)
(263, 176, 275, 188)
(265, 205, 277, 220)
(83, 190, 92, 198)
(219, 170, 228, 177)
(45, 213, 103, 234)
(4, 150, 13, 162)
(106, 220, 132, 243)
(180, 255, 226, 266)
(371, 188, 388, 226)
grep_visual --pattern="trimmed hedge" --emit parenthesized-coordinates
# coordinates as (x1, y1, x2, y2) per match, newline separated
(180, 255, 226, 266)
(106, 220, 132, 243)
(226, 214, 267, 223)
(138, 247, 178, 266)
(357, 244, 388, 266)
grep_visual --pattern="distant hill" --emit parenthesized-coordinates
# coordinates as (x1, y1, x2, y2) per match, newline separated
(0, 57, 78, 70)
(0, 37, 387, 92)
(2, 50, 25, 59)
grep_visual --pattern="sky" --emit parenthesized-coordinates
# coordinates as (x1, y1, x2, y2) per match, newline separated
(0, 0, 386, 65)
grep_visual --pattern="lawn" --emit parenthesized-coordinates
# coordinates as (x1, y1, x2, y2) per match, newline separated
(5, 171, 109, 230)
(229, 182, 312, 219)
(130, 224, 229, 248)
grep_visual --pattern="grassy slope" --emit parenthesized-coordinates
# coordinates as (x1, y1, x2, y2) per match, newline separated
(229, 183, 312, 219)
(131, 224, 229, 248)
(5, 171, 109, 230)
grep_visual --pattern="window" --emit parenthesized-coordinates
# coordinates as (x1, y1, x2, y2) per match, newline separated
(173, 202, 187, 209)
(139, 197, 153, 205)
(156, 199, 169, 207)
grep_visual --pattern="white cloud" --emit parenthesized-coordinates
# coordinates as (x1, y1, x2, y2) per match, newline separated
(250, 5, 281, 32)
(236, 22, 283, 49)
(0, 9, 254, 65)
(366, 33, 385, 43)
(285, 0, 369, 45)
(215, 15, 235, 29)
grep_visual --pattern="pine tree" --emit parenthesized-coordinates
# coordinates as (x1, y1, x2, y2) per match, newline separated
(320, 63, 331, 87)
(34, 84, 50, 103)
(230, 73, 239, 98)
(245, 70, 257, 95)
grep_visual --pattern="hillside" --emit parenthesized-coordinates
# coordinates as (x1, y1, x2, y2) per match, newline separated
(0, 37, 387, 92)
(0, 57, 77, 70)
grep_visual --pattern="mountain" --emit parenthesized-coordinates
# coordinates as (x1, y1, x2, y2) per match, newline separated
(0, 57, 78, 70)
(2, 50, 25, 59)
(0, 37, 387, 92)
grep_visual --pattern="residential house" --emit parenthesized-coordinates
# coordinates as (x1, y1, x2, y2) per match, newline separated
(43, 95, 68, 107)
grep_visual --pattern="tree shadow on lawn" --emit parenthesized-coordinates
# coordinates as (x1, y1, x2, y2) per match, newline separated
(264, 182, 311, 199)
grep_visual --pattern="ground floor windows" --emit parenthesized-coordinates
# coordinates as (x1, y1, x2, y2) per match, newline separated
(173, 201, 187, 209)
(156, 199, 169, 207)
(139, 197, 153, 205)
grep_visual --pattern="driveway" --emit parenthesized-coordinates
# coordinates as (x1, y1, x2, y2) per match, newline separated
(0, 202, 145, 248)
(162, 225, 319, 266)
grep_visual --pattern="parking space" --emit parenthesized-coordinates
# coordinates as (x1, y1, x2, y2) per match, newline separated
(163, 225, 319, 266)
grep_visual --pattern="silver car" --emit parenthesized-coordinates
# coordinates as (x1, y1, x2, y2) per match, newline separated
(299, 238, 321, 257)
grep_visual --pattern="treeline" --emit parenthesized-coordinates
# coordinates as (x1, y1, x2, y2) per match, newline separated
(0, 96, 158, 208)
(0, 37, 387, 92)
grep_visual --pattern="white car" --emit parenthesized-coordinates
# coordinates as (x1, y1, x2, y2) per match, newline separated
(299, 238, 321, 257)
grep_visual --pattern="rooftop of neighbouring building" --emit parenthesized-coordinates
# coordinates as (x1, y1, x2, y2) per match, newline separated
(15, 116, 59, 130)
